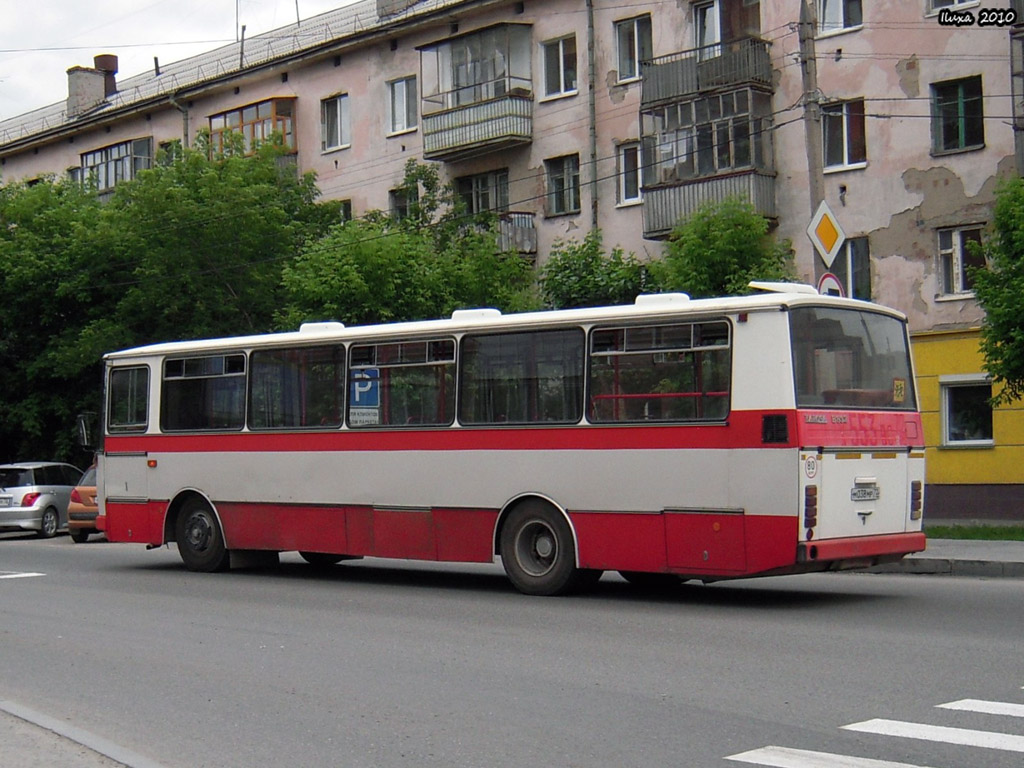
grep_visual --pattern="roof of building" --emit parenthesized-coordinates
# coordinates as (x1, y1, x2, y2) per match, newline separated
(0, 0, 464, 148)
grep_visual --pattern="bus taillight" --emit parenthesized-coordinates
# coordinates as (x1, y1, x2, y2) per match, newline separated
(804, 485, 818, 535)
(910, 480, 923, 521)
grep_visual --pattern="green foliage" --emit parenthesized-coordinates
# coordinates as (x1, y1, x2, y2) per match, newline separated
(0, 137, 335, 461)
(973, 177, 1024, 404)
(539, 230, 651, 309)
(655, 196, 794, 298)
(279, 159, 537, 327)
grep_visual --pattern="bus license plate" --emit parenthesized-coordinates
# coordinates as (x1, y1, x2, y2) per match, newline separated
(851, 486, 880, 502)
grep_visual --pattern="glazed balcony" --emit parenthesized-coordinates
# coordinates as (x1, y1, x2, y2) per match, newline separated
(421, 80, 533, 161)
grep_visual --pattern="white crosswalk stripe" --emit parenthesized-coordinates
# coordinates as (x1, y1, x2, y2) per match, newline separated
(0, 571, 45, 579)
(842, 718, 1024, 752)
(937, 699, 1024, 718)
(726, 745, 937, 767)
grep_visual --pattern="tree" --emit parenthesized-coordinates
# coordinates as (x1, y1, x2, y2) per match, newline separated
(0, 135, 338, 461)
(654, 196, 794, 298)
(539, 230, 652, 309)
(972, 177, 1024, 404)
(279, 159, 536, 327)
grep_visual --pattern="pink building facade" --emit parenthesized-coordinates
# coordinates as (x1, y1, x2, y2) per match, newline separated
(2, 1, 1022, 516)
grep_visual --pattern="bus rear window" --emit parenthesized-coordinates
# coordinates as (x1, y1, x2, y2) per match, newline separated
(791, 307, 916, 410)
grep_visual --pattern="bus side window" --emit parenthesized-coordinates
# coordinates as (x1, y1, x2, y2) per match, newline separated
(459, 329, 585, 425)
(588, 321, 731, 423)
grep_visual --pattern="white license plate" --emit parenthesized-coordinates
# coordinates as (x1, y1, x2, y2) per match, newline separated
(0, 497, 11, 507)
(851, 486, 880, 502)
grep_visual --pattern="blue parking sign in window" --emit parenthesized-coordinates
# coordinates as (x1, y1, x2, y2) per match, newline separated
(350, 368, 380, 408)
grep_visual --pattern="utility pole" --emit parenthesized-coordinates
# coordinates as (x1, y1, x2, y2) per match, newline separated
(799, 0, 825, 277)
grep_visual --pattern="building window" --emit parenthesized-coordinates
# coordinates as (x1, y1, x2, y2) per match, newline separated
(209, 99, 295, 155)
(339, 200, 353, 222)
(829, 236, 871, 299)
(642, 88, 772, 183)
(941, 377, 993, 446)
(929, 0, 977, 11)
(542, 35, 578, 98)
(931, 76, 984, 154)
(615, 15, 652, 82)
(390, 187, 419, 220)
(937, 226, 984, 296)
(545, 155, 581, 216)
(694, 1, 721, 60)
(76, 138, 153, 193)
(823, 98, 866, 169)
(618, 143, 641, 204)
(457, 170, 510, 214)
(388, 76, 417, 134)
(321, 94, 351, 151)
(819, 0, 862, 34)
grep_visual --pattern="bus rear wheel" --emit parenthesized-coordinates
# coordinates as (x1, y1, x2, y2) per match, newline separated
(176, 499, 230, 573)
(500, 502, 597, 596)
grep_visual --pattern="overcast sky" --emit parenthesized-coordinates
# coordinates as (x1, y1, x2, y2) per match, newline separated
(0, 1, 359, 122)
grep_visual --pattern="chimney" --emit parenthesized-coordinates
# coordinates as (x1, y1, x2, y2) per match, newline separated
(66, 54, 118, 118)
(94, 54, 118, 96)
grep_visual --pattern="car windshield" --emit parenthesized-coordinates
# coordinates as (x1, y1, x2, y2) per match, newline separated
(0, 468, 34, 488)
(79, 467, 97, 486)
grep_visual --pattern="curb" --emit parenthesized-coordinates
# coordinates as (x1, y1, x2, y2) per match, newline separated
(869, 558, 1024, 578)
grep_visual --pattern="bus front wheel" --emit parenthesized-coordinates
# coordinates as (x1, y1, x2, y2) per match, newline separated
(175, 499, 230, 573)
(500, 502, 597, 596)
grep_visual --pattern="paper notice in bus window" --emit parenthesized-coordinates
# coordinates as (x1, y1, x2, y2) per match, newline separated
(893, 378, 906, 404)
(349, 407, 380, 426)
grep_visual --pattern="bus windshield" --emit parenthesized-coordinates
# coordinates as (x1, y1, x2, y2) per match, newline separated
(791, 306, 916, 411)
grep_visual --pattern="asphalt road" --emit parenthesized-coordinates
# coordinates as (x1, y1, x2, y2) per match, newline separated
(1, 533, 1022, 768)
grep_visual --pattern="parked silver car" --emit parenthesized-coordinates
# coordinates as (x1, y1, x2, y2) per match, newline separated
(0, 462, 83, 538)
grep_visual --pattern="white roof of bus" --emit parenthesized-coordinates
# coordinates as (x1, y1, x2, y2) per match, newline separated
(103, 287, 906, 361)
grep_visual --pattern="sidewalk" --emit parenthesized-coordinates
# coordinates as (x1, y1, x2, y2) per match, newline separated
(869, 537, 1024, 577)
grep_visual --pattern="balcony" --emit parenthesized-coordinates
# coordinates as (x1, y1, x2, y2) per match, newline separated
(497, 211, 537, 256)
(642, 169, 776, 239)
(422, 83, 533, 161)
(641, 37, 772, 109)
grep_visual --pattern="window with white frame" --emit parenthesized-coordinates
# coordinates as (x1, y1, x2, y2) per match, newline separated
(829, 236, 871, 300)
(545, 155, 580, 216)
(618, 143, 641, 204)
(615, 15, 652, 82)
(321, 93, 351, 151)
(822, 98, 866, 169)
(542, 35, 577, 98)
(937, 225, 984, 296)
(74, 138, 153, 192)
(941, 376, 993, 446)
(819, 0, 863, 34)
(388, 76, 417, 134)
(929, 0, 978, 12)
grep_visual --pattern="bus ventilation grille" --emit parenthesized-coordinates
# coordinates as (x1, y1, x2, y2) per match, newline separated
(761, 414, 789, 444)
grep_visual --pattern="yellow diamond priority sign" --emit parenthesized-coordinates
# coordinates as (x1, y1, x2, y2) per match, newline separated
(807, 200, 845, 268)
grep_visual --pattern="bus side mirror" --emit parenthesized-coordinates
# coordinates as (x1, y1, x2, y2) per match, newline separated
(76, 412, 96, 450)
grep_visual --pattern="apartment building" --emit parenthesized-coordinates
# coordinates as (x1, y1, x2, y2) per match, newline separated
(1, 0, 1021, 518)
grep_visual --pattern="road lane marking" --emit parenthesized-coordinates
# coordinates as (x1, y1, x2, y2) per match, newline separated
(842, 719, 1024, 752)
(726, 745, 937, 767)
(0, 572, 45, 579)
(937, 699, 1024, 718)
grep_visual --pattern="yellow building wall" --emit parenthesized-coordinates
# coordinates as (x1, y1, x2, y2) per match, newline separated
(911, 329, 1024, 485)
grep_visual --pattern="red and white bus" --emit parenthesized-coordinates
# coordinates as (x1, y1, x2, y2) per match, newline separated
(96, 283, 925, 595)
